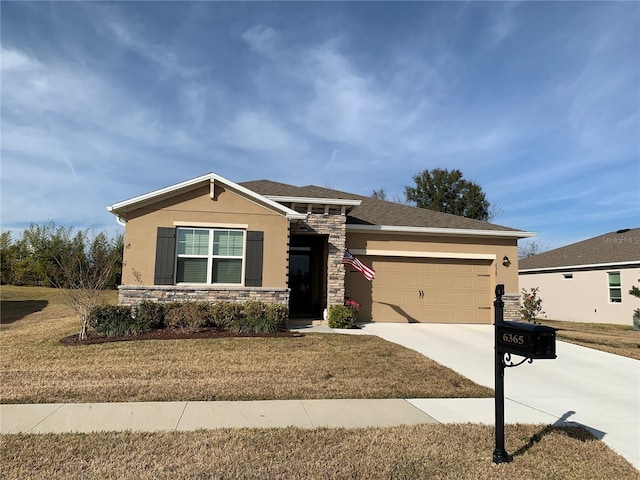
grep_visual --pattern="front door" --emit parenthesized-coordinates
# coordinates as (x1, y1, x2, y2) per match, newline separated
(290, 247, 313, 317)
(289, 235, 327, 318)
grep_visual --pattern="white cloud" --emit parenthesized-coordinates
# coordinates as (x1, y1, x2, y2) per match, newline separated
(486, 3, 518, 48)
(105, 19, 183, 77)
(225, 111, 302, 152)
(1, 47, 42, 71)
(241, 25, 279, 54)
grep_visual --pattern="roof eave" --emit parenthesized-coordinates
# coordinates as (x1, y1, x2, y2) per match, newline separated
(347, 224, 535, 239)
(519, 260, 640, 273)
(265, 195, 362, 207)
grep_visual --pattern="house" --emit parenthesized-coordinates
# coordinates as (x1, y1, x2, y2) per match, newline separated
(519, 229, 640, 325)
(107, 172, 534, 323)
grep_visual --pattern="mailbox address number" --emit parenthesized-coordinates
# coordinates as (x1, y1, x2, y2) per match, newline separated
(501, 332, 528, 346)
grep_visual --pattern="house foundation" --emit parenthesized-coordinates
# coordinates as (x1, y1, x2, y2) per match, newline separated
(118, 285, 289, 307)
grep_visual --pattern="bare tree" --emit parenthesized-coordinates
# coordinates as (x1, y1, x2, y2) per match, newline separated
(51, 231, 122, 340)
(518, 240, 548, 259)
(371, 187, 387, 200)
(487, 203, 504, 223)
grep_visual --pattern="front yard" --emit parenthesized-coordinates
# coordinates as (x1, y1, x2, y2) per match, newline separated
(2, 286, 638, 478)
(0, 286, 491, 403)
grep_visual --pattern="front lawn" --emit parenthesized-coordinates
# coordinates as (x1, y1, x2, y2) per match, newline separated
(2, 425, 637, 479)
(0, 286, 492, 403)
(539, 319, 640, 360)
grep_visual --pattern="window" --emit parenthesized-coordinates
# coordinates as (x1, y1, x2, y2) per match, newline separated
(563, 274, 573, 280)
(608, 272, 622, 303)
(176, 228, 244, 284)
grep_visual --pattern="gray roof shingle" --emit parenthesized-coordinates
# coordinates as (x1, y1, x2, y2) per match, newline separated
(519, 228, 640, 270)
(240, 180, 525, 233)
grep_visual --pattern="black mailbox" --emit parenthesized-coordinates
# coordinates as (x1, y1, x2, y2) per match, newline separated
(496, 321, 556, 359)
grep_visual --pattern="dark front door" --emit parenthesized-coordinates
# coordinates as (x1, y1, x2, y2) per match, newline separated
(290, 248, 312, 316)
(289, 235, 327, 318)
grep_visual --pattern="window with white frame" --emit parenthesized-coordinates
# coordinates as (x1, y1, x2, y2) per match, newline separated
(608, 271, 622, 303)
(176, 228, 244, 284)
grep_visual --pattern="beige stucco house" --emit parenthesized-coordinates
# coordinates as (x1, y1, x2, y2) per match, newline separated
(108, 172, 534, 323)
(519, 229, 640, 325)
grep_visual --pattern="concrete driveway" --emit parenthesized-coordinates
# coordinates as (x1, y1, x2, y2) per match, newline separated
(356, 323, 640, 470)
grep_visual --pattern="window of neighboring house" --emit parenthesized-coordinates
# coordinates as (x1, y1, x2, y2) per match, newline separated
(608, 272, 622, 303)
(176, 228, 244, 284)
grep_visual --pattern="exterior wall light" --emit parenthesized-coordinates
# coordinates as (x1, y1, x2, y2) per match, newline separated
(502, 256, 511, 267)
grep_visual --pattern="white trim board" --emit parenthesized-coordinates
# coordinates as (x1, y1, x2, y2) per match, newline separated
(349, 249, 496, 261)
(347, 224, 534, 239)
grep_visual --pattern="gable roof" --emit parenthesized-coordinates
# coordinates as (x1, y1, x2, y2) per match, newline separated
(108, 173, 307, 221)
(241, 180, 533, 238)
(108, 174, 533, 239)
(519, 228, 640, 272)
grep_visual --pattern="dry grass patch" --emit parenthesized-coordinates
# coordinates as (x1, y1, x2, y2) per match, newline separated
(540, 319, 640, 360)
(1, 286, 492, 403)
(1, 424, 637, 479)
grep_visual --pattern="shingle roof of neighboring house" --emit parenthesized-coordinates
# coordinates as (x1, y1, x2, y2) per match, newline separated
(241, 180, 528, 235)
(519, 228, 640, 271)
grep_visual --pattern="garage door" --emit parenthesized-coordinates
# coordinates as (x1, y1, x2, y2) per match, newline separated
(370, 257, 492, 323)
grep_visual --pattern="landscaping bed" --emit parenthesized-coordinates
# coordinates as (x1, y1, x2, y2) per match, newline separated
(60, 327, 303, 345)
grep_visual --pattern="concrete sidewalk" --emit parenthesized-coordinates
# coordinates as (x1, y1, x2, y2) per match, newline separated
(0, 399, 438, 433)
(1, 397, 582, 435)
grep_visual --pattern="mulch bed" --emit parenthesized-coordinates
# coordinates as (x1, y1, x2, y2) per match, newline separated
(60, 328, 304, 346)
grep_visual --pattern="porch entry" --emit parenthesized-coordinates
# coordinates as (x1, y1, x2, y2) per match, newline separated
(289, 234, 328, 318)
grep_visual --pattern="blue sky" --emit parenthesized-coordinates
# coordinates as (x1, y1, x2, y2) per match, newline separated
(2, 1, 638, 250)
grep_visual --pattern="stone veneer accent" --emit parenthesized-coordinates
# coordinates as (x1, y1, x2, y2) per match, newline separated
(290, 213, 347, 308)
(118, 285, 289, 307)
(503, 293, 521, 321)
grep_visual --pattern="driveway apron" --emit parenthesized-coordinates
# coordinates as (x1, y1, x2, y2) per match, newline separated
(358, 323, 640, 470)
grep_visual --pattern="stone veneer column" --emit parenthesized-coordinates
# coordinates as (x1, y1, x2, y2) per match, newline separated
(290, 213, 347, 308)
(503, 293, 521, 321)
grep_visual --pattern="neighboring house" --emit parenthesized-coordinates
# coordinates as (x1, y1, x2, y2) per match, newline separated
(108, 172, 533, 323)
(519, 229, 640, 325)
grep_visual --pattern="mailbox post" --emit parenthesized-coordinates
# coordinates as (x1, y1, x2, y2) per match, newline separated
(493, 285, 509, 464)
(492, 284, 557, 464)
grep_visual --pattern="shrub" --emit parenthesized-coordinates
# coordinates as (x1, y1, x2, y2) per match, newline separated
(210, 302, 242, 330)
(88, 304, 145, 337)
(265, 304, 288, 331)
(629, 278, 640, 318)
(229, 301, 288, 334)
(165, 302, 212, 333)
(89, 300, 289, 337)
(520, 287, 545, 323)
(328, 304, 356, 329)
(134, 301, 166, 330)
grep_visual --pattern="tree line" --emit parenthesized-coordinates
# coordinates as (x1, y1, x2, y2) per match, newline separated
(0, 222, 123, 289)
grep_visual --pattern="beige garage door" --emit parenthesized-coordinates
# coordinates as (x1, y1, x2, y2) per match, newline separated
(371, 257, 492, 323)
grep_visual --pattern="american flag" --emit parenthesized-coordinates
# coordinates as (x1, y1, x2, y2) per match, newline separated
(342, 250, 375, 281)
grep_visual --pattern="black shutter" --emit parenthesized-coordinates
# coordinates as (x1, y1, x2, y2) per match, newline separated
(245, 231, 264, 287)
(154, 227, 176, 285)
